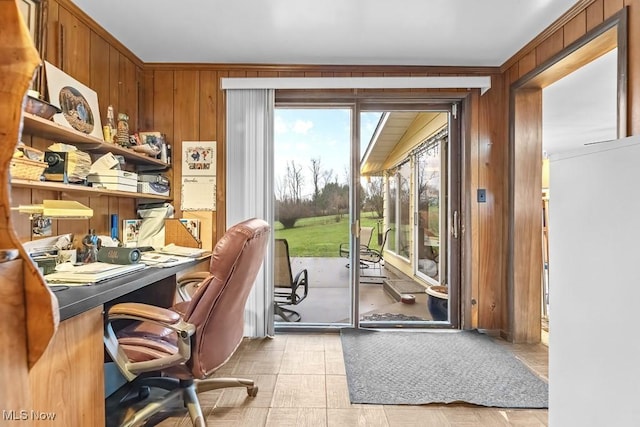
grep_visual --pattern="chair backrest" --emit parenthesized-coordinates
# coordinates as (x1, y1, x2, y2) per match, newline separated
(274, 238, 293, 289)
(182, 218, 270, 377)
(360, 226, 374, 248)
(379, 228, 391, 251)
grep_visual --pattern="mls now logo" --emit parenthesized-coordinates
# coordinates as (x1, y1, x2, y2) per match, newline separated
(3, 410, 56, 421)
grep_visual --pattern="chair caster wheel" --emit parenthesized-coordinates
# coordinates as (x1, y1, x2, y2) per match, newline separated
(247, 386, 258, 397)
(119, 385, 150, 406)
(138, 386, 151, 400)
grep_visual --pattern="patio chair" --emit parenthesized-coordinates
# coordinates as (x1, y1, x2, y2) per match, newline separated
(339, 226, 374, 266)
(274, 238, 309, 322)
(360, 228, 391, 272)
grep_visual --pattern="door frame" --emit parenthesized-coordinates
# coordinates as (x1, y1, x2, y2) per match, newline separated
(508, 9, 627, 342)
(274, 92, 473, 331)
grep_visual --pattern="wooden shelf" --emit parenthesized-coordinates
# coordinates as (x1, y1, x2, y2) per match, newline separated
(11, 179, 170, 200)
(22, 113, 169, 168)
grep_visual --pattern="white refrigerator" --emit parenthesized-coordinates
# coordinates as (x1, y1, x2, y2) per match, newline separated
(548, 135, 640, 427)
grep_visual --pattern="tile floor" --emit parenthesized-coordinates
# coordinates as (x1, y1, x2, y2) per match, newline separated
(153, 333, 549, 426)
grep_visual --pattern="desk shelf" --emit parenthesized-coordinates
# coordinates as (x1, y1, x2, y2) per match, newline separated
(22, 113, 168, 168)
(11, 178, 170, 200)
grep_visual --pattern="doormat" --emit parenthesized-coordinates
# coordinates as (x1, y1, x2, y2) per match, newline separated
(360, 313, 426, 322)
(340, 328, 548, 408)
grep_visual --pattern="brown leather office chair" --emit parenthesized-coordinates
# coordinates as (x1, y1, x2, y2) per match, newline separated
(104, 218, 270, 427)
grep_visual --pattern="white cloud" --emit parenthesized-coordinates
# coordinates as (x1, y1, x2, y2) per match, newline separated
(274, 116, 288, 134)
(292, 119, 313, 134)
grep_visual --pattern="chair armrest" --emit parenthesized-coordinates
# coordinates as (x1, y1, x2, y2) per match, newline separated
(339, 242, 349, 257)
(177, 271, 210, 301)
(292, 269, 309, 303)
(360, 248, 382, 263)
(106, 302, 196, 338)
(109, 302, 181, 325)
(105, 302, 196, 379)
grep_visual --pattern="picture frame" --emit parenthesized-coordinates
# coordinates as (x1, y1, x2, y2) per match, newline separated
(182, 141, 216, 176)
(44, 61, 104, 140)
(17, 0, 48, 94)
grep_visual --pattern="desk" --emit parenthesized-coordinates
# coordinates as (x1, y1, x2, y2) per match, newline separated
(28, 259, 209, 426)
(54, 263, 201, 321)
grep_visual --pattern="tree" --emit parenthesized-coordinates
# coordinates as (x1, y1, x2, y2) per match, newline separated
(364, 176, 384, 218)
(280, 160, 304, 202)
(310, 158, 321, 204)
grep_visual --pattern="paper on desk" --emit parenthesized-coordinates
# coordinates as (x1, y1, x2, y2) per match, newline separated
(159, 244, 206, 257)
(140, 252, 195, 267)
(54, 262, 121, 273)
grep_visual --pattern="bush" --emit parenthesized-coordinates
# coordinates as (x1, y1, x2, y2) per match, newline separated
(275, 201, 310, 229)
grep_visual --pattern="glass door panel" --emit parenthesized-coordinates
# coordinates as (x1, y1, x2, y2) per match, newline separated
(358, 107, 457, 327)
(273, 107, 353, 327)
(416, 138, 444, 284)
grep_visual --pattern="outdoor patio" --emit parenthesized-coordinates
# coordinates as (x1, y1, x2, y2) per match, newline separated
(276, 257, 435, 324)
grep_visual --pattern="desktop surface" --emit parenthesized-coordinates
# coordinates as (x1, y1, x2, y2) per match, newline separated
(51, 262, 203, 320)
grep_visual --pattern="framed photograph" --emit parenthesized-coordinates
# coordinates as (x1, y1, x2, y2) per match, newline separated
(18, 0, 38, 43)
(44, 61, 104, 140)
(182, 141, 216, 176)
(18, 0, 47, 94)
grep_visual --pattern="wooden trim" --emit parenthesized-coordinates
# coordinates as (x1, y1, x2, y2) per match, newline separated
(507, 8, 628, 343)
(144, 62, 501, 74)
(501, 0, 599, 71)
(509, 88, 543, 343)
(513, 9, 627, 90)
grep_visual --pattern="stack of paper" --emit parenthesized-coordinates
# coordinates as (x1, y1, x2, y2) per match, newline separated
(140, 252, 195, 267)
(159, 244, 206, 258)
(45, 262, 145, 283)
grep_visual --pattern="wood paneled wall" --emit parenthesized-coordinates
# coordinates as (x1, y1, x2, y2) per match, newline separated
(501, 0, 640, 341)
(13, 0, 144, 246)
(143, 66, 507, 332)
(21, 0, 639, 338)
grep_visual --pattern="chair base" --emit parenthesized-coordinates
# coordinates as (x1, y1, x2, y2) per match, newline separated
(112, 376, 257, 427)
(274, 303, 301, 322)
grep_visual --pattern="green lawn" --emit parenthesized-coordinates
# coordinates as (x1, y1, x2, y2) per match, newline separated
(274, 213, 383, 257)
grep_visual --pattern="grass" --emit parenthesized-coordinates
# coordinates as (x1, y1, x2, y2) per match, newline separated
(274, 212, 383, 257)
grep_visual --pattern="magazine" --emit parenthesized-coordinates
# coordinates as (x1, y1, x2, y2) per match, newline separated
(179, 218, 200, 240)
(122, 219, 142, 247)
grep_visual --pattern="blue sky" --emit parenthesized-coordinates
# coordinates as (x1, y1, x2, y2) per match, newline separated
(274, 108, 381, 198)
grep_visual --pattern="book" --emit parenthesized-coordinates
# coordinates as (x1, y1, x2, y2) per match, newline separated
(179, 218, 200, 240)
(123, 219, 142, 247)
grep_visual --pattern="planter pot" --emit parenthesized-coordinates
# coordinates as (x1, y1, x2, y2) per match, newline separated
(425, 285, 448, 321)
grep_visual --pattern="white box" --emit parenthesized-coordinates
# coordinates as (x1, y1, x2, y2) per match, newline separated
(137, 181, 170, 196)
(87, 170, 138, 192)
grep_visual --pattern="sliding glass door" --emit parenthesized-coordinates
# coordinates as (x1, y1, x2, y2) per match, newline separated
(272, 100, 461, 330)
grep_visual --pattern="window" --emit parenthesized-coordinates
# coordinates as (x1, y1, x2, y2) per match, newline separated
(387, 161, 411, 259)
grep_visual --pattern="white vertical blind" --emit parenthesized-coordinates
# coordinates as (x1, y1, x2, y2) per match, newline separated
(226, 89, 275, 337)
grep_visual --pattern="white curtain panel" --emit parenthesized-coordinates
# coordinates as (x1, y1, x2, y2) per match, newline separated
(225, 89, 275, 337)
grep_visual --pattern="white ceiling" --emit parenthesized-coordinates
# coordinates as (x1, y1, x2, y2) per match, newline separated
(70, 0, 618, 157)
(70, 0, 577, 66)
